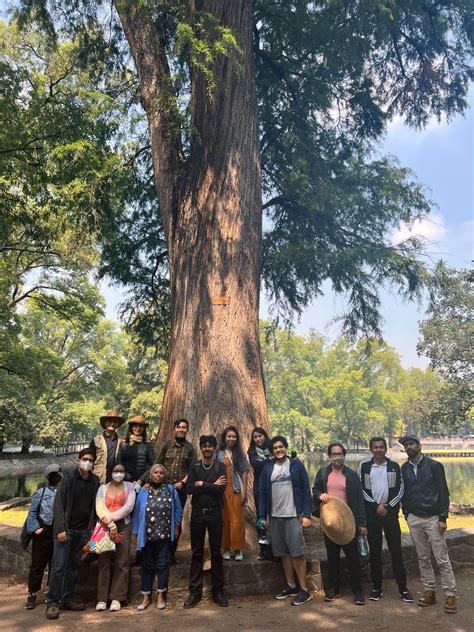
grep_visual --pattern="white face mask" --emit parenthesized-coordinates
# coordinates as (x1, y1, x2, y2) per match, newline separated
(79, 459, 93, 472)
(112, 472, 125, 482)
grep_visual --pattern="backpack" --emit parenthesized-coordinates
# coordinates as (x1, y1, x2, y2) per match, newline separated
(20, 487, 46, 551)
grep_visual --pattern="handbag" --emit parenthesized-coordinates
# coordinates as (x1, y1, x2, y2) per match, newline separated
(88, 522, 116, 554)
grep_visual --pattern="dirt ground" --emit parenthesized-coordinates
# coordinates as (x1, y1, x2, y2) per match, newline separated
(1, 569, 472, 632)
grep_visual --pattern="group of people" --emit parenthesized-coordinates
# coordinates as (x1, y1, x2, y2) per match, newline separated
(23, 410, 457, 618)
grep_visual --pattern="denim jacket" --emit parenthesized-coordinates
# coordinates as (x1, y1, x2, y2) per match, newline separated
(26, 485, 57, 534)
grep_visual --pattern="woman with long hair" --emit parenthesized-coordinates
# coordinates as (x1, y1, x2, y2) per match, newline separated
(217, 426, 250, 561)
(247, 427, 273, 560)
(95, 463, 136, 611)
(132, 464, 183, 611)
(119, 415, 155, 489)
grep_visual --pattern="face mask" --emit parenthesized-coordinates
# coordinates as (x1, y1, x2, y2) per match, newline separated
(330, 456, 344, 466)
(79, 459, 93, 472)
(112, 472, 125, 482)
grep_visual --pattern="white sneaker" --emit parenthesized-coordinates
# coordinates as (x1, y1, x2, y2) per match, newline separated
(223, 549, 231, 560)
(96, 601, 107, 611)
(234, 551, 243, 561)
(110, 600, 121, 611)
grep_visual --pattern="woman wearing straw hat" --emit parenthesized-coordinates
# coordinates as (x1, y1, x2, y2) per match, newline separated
(89, 410, 126, 484)
(119, 415, 155, 489)
(313, 442, 367, 606)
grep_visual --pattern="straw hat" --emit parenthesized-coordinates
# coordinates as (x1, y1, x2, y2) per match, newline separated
(99, 410, 126, 429)
(320, 497, 356, 545)
(128, 415, 148, 427)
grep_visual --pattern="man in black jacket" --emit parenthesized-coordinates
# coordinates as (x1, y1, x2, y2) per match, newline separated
(46, 448, 99, 620)
(184, 435, 228, 609)
(313, 442, 366, 606)
(360, 437, 413, 602)
(400, 435, 456, 614)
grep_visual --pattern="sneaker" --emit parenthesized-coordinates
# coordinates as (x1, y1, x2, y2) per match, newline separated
(369, 589, 383, 601)
(292, 589, 312, 606)
(96, 601, 107, 611)
(25, 594, 36, 610)
(324, 588, 341, 602)
(418, 590, 436, 607)
(46, 605, 59, 620)
(275, 585, 298, 600)
(110, 600, 121, 611)
(444, 596, 457, 614)
(400, 590, 414, 603)
(234, 551, 243, 561)
(223, 549, 231, 560)
(354, 591, 366, 605)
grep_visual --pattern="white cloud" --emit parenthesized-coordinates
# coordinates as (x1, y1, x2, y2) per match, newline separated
(392, 211, 447, 245)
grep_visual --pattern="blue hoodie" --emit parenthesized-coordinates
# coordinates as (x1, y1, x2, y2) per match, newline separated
(258, 458, 312, 520)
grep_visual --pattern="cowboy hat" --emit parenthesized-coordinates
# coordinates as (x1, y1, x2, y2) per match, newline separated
(320, 496, 356, 545)
(99, 410, 126, 429)
(128, 414, 148, 426)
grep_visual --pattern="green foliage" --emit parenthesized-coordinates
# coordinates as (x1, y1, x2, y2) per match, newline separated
(261, 323, 447, 449)
(9, 0, 473, 344)
(418, 264, 474, 430)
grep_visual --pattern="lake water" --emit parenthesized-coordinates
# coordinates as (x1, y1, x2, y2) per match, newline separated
(0, 456, 473, 504)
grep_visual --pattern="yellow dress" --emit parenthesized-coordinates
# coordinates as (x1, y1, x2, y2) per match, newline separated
(222, 456, 246, 550)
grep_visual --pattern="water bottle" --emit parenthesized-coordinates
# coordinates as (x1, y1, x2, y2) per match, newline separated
(358, 535, 369, 558)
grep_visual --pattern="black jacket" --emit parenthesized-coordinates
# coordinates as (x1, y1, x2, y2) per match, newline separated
(401, 456, 450, 522)
(360, 457, 403, 514)
(247, 446, 272, 497)
(52, 468, 99, 536)
(119, 441, 155, 482)
(313, 464, 366, 528)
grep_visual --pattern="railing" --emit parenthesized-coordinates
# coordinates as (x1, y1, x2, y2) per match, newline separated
(53, 442, 90, 457)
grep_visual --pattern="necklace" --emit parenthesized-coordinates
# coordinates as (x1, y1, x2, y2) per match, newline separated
(202, 460, 213, 470)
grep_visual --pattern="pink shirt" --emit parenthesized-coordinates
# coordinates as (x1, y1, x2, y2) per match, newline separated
(327, 468, 347, 502)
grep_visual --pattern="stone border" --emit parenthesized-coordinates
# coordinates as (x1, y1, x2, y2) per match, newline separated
(0, 455, 77, 479)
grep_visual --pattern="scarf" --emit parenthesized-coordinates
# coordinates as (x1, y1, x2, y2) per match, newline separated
(129, 434, 143, 444)
(256, 446, 270, 461)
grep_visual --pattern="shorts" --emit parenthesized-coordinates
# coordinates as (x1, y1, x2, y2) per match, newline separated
(269, 516, 305, 557)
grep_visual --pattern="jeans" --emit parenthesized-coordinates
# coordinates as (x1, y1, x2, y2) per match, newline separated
(47, 529, 88, 605)
(407, 513, 456, 595)
(324, 534, 363, 594)
(140, 539, 171, 594)
(366, 510, 407, 591)
(189, 507, 224, 597)
(28, 526, 54, 594)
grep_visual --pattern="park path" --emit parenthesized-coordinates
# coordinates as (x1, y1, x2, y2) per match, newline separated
(0, 569, 472, 632)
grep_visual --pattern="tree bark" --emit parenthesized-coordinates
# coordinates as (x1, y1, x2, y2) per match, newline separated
(116, 1, 268, 449)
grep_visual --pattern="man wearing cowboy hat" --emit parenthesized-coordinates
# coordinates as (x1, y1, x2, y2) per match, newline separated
(399, 434, 456, 614)
(313, 442, 366, 605)
(89, 410, 125, 484)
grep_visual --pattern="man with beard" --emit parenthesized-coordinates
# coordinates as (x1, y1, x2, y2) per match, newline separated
(144, 418, 195, 563)
(400, 435, 456, 614)
(184, 435, 228, 609)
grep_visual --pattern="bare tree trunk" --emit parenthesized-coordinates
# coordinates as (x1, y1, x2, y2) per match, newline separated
(116, 1, 268, 450)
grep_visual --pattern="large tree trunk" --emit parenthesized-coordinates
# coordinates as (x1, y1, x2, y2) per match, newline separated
(117, 1, 268, 450)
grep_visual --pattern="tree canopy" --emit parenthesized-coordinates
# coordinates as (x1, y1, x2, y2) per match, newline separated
(7, 0, 473, 344)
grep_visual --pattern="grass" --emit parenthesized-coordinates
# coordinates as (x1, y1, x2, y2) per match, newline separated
(0, 506, 29, 528)
(399, 513, 474, 533)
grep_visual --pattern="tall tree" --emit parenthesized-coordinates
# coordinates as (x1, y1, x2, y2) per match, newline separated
(12, 1, 473, 448)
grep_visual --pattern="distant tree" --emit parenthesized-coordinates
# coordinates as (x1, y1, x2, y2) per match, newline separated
(418, 264, 474, 430)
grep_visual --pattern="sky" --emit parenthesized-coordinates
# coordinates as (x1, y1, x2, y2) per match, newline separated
(101, 88, 473, 370)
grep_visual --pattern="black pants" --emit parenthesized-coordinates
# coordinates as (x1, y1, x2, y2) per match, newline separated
(28, 527, 54, 594)
(366, 510, 407, 591)
(189, 507, 224, 597)
(324, 534, 362, 594)
(171, 490, 187, 560)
